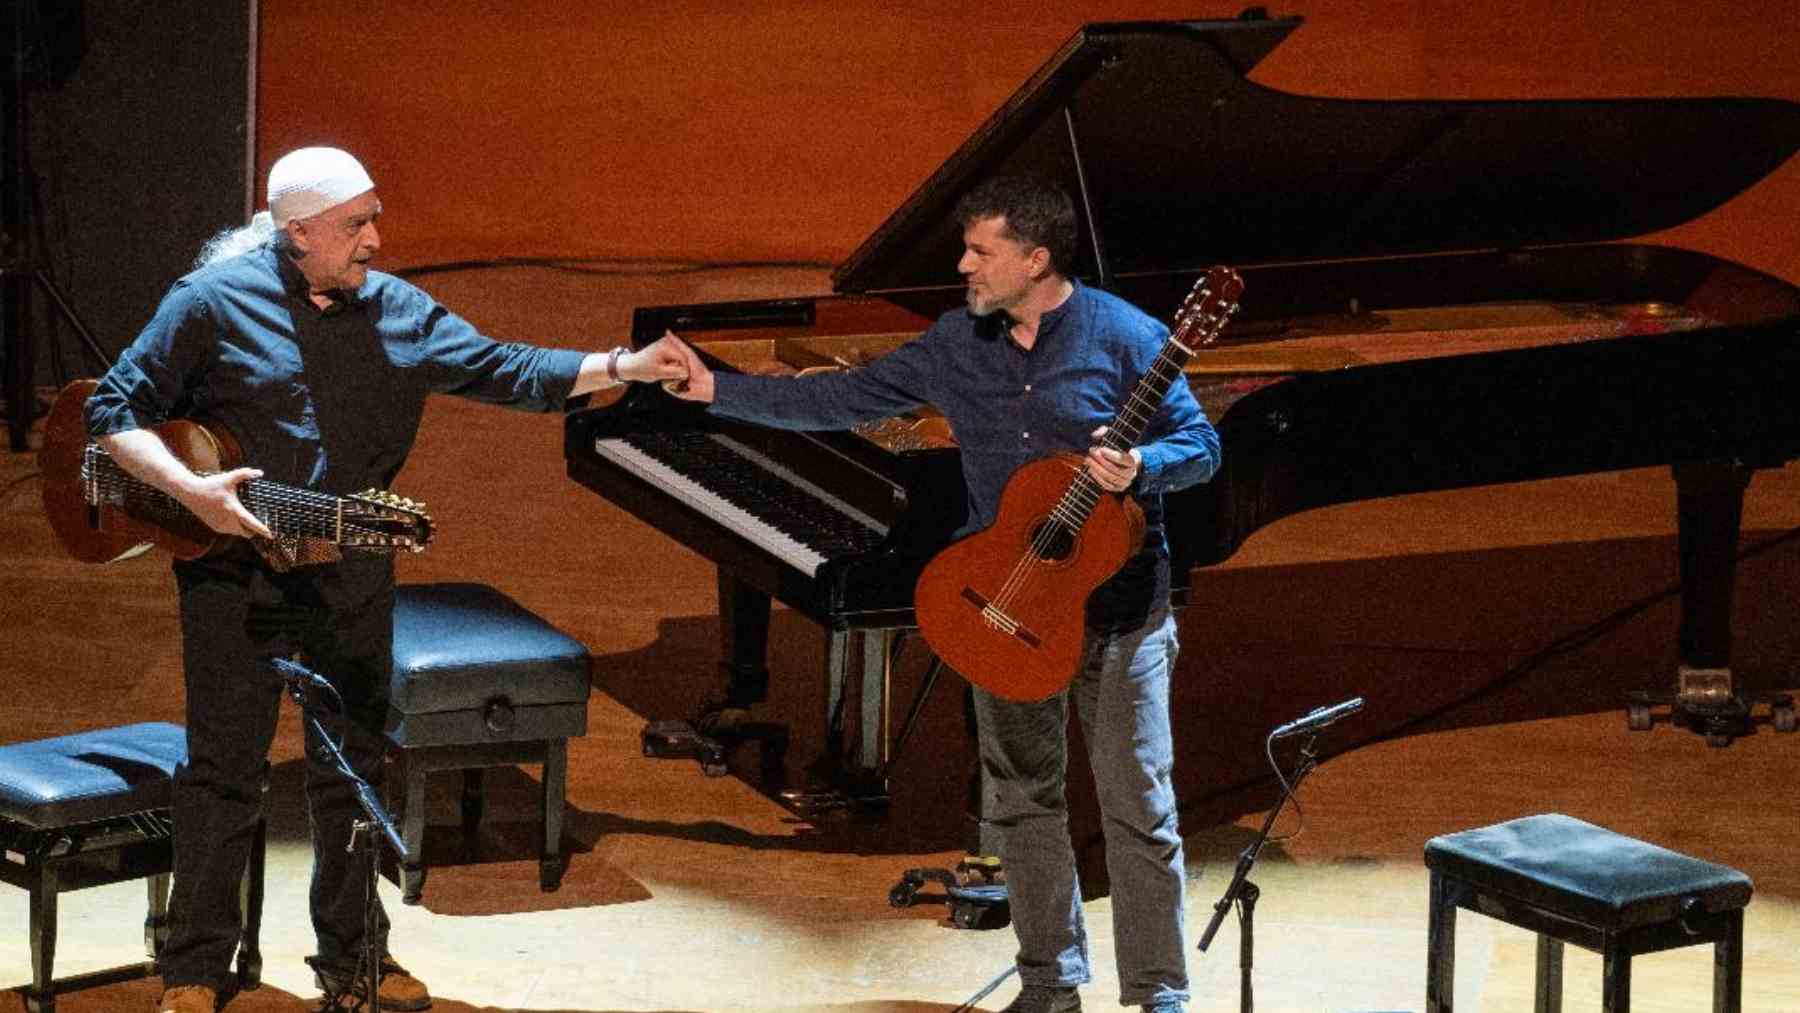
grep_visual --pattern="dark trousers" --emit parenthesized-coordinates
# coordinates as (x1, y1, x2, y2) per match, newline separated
(160, 550, 395, 991)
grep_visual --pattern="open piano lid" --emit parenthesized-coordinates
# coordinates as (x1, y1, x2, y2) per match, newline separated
(832, 14, 1800, 295)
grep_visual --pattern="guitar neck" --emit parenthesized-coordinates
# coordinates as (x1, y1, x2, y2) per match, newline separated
(1102, 320, 1209, 453)
(1057, 267, 1243, 527)
(83, 446, 353, 541)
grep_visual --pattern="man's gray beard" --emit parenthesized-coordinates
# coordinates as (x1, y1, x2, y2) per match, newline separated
(965, 287, 999, 317)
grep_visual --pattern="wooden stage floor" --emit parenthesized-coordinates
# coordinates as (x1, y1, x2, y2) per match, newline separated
(3, 266, 1797, 1012)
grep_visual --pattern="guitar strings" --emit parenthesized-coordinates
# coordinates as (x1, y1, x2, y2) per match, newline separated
(85, 453, 419, 543)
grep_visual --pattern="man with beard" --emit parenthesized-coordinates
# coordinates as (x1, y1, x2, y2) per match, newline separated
(662, 175, 1218, 1013)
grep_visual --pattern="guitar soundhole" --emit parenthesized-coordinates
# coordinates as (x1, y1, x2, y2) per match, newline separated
(1028, 519, 1077, 563)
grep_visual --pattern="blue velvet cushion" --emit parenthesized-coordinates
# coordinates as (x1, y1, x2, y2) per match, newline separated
(1425, 812, 1752, 930)
(0, 722, 185, 829)
(389, 583, 590, 714)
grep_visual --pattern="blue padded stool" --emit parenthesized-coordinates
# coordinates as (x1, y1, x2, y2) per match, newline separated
(1425, 813, 1752, 1013)
(0, 722, 265, 1013)
(387, 583, 590, 904)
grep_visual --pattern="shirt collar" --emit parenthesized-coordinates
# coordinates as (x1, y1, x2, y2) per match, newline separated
(266, 243, 365, 314)
(991, 278, 1083, 348)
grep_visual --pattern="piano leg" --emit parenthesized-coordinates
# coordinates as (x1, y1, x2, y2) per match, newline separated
(716, 573, 772, 708)
(822, 627, 897, 783)
(1640, 460, 1797, 744)
(785, 627, 898, 815)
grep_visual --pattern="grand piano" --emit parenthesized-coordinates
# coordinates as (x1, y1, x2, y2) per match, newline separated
(566, 13, 1800, 778)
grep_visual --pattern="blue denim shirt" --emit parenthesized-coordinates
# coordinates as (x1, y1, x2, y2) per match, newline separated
(87, 243, 586, 496)
(711, 280, 1220, 630)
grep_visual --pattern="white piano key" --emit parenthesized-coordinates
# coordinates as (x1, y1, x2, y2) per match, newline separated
(593, 436, 835, 576)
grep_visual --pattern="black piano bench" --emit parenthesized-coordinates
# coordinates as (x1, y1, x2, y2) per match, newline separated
(1424, 812, 1752, 1013)
(0, 722, 266, 1013)
(386, 583, 590, 904)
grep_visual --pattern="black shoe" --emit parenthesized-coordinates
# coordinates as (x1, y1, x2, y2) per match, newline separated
(998, 983, 1081, 1013)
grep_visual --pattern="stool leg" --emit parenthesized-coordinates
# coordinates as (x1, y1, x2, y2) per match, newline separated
(1534, 934, 1563, 1013)
(540, 738, 568, 892)
(1426, 871, 1455, 1013)
(1602, 938, 1631, 1013)
(145, 871, 171, 959)
(461, 767, 484, 840)
(1715, 910, 1743, 1013)
(28, 862, 58, 1013)
(402, 754, 427, 904)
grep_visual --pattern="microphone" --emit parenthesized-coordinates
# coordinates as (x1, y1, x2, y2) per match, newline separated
(269, 655, 333, 694)
(1269, 696, 1364, 739)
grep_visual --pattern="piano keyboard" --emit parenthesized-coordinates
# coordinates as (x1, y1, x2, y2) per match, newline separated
(592, 430, 890, 576)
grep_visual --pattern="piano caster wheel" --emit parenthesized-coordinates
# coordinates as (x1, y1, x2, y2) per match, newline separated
(1626, 701, 1653, 731)
(1772, 698, 1796, 733)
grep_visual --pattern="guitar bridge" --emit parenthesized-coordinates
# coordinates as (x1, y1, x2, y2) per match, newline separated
(959, 587, 1042, 648)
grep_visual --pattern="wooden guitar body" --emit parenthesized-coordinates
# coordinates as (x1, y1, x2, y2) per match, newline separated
(41, 379, 236, 564)
(913, 454, 1145, 701)
(39, 379, 433, 568)
(911, 266, 1243, 702)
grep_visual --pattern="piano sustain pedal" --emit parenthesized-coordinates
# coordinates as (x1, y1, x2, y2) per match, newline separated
(640, 715, 790, 781)
(641, 719, 730, 776)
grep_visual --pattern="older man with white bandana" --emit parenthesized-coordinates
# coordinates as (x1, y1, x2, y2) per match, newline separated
(86, 147, 686, 1013)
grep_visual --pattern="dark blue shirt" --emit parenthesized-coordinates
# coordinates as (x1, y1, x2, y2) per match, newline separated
(711, 280, 1220, 630)
(87, 243, 586, 497)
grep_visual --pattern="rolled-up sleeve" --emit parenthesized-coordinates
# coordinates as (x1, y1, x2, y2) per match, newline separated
(407, 291, 586, 411)
(86, 283, 210, 438)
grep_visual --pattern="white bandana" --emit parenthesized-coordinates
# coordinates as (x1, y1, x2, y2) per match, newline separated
(267, 147, 375, 225)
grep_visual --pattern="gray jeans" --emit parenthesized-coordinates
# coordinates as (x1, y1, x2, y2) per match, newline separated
(972, 608, 1187, 1008)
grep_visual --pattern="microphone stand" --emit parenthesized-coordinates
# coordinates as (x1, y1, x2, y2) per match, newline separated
(1197, 729, 1322, 1013)
(277, 657, 409, 1012)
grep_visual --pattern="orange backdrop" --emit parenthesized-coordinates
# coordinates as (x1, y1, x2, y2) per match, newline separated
(257, 1, 1800, 285)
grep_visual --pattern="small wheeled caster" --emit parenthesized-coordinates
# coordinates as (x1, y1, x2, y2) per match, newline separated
(889, 870, 924, 908)
(947, 883, 1010, 929)
(886, 866, 1010, 929)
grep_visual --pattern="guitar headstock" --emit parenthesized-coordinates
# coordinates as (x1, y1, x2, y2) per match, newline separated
(1171, 265, 1246, 351)
(346, 489, 435, 552)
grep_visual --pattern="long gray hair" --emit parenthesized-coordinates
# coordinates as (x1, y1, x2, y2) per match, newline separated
(194, 210, 284, 268)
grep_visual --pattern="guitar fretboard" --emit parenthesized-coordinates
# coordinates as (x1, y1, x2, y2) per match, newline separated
(80, 445, 391, 543)
(1048, 269, 1244, 535)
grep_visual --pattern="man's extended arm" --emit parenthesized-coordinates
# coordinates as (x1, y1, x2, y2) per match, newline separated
(663, 332, 934, 429)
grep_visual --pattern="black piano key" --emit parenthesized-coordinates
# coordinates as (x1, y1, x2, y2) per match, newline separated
(622, 431, 886, 557)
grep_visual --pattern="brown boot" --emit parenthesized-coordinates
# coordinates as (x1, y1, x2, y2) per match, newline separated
(158, 984, 218, 1013)
(316, 956, 432, 1011)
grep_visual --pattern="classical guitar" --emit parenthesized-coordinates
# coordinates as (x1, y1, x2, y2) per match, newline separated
(39, 380, 433, 571)
(913, 266, 1245, 701)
